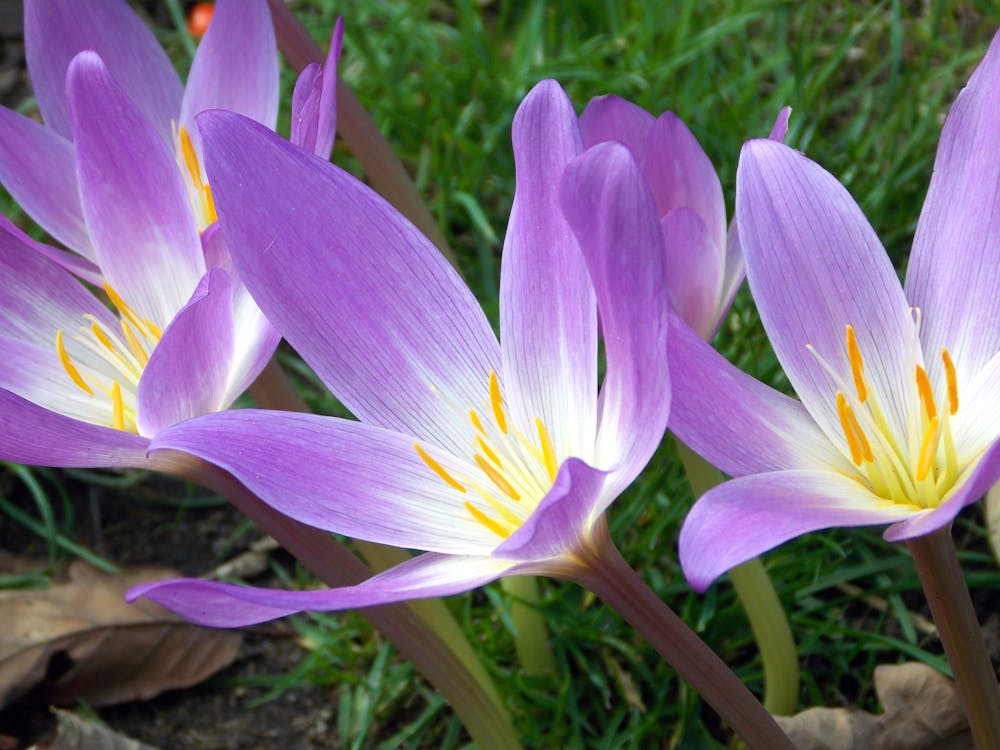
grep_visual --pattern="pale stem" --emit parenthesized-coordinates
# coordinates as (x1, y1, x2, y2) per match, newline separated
(265, 0, 457, 269)
(500, 576, 557, 676)
(675, 439, 800, 715)
(570, 521, 794, 749)
(907, 525, 1000, 750)
(149, 450, 522, 750)
(984, 481, 1000, 565)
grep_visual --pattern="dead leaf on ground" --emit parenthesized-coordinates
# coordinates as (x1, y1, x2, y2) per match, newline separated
(40, 708, 159, 750)
(0, 559, 241, 709)
(775, 661, 974, 749)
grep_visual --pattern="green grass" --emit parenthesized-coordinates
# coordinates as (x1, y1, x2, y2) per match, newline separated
(3, 0, 1000, 747)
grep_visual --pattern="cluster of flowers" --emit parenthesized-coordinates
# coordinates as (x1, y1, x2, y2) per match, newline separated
(3, 0, 998, 744)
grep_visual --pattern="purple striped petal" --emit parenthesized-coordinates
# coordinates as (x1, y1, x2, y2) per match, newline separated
(199, 111, 500, 458)
(578, 94, 655, 160)
(904, 31, 1000, 384)
(736, 139, 913, 448)
(222, 286, 281, 406)
(661, 207, 723, 339)
(0, 107, 93, 258)
(560, 142, 670, 500)
(679, 470, 917, 592)
(290, 17, 342, 160)
(136, 269, 234, 436)
(499, 80, 596, 461)
(666, 311, 850, 476)
(0, 216, 101, 286)
(148, 410, 501, 554)
(25, 0, 182, 142)
(0, 389, 148, 467)
(128, 552, 517, 627)
(67, 52, 204, 329)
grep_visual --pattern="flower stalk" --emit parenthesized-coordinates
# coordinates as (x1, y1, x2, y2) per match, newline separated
(907, 525, 1000, 750)
(675, 439, 799, 715)
(500, 576, 557, 676)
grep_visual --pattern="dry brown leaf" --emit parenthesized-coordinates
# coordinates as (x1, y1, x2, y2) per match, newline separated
(0, 560, 241, 708)
(40, 709, 160, 750)
(775, 662, 973, 749)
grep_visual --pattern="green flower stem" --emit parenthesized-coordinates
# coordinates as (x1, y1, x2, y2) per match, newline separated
(501, 576, 557, 676)
(265, 0, 457, 269)
(675, 439, 799, 715)
(907, 525, 1000, 750)
(152, 449, 522, 750)
(571, 521, 794, 749)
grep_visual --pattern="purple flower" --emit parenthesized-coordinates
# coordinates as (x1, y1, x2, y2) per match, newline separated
(672, 32, 1000, 591)
(0, 0, 292, 465)
(127, 80, 672, 626)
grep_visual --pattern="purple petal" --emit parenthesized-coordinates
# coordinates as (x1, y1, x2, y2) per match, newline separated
(494, 458, 608, 561)
(136, 269, 234, 436)
(290, 17, 342, 160)
(560, 142, 671, 498)
(768, 106, 792, 142)
(680, 469, 917, 592)
(661, 207, 723, 339)
(578, 94, 655, 160)
(0, 107, 93, 258)
(905, 31, 1000, 383)
(199, 222, 232, 274)
(25, 0, 182, 142)
(736, 139, 913, 447)
(179, 0, 278, 157)
(128, 552, 517, 627)
(148, 410, 501, 554)
(199, 111, 500, 458)
(0, 389, 148, 467)
(666, 311, 851, 476)
(0, 216, 101, 286)
(222, 285, 281, 405)
(67, 52, 205, 328)
(499, 80, 596, 461)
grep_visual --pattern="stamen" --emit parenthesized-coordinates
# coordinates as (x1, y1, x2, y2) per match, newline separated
(915, 365, 936, 421)
(120, 320, 150, 366)
(89, 322, 114, 352)
(470, 409, 487, 435)
(488, 371, 507, 434)
(836, 392, 873, 465)
(203, 184, 218, 224)
(845, 325, 867, 403)
(111, 381, 125, 431)
(103, 283, 147, 333)
(473, 454, 521, 500)
(476, 436, 503, 467)
(56, 330, 94, 395)
(916, 416, 941, 481)
(178, 125, 202, 187)
(536, 418, 558, 481)
(414, 444, 466, 492)
(464, 501, 511, 538)
(941, 348, 958, 414)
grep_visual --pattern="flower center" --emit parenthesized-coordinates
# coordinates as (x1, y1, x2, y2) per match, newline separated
(819, 324, 960, 509)
(55, 284, 162, 433)
(176, 125, 217, 231)
(415, 370, 559, 538)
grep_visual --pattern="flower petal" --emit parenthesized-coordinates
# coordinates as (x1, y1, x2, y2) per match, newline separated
(736, 139, 913, 446)
(25, 0, 182, 142)
(904, 31, 1000, 383)
(661, 207, 723, 339)
(499, 80, 596, 461)
(578, 94, 655, 159)
(179, 0, 279, 157)
(136, 269, 235, 436)
(148, 410, 501, 554)
(0, 215, 101, 286)
(128, 552, 518, 627)
(679, 469, 918, 592)
(222, 286, 281, 406)
(560, 142, 671, 496)
(290, 17, 342, 160)
(67, 52, 205, 328)
(0, 107, 94, 258)
(199, 111, 500, 457)
(0, 389, 148, 467)
(665, 311, 851, 476)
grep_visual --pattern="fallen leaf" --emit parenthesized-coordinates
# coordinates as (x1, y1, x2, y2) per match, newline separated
(775, 662, 973, 749)
(41, 708, 159, 750)
(0, 560, 241, 708)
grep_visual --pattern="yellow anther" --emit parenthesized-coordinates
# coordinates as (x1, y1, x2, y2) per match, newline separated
(111, 381, 125, 431)
(120, 320, 150, 366)
(836, 391, 873, 465)
(488, 370, 507, 434)
(89, 322, 114, 351)
(915, 365, 936, 421)
(469, 409, 487, 435)
(845, 325, 867, 403)
(476, 436, 503, 467)
(414, 444, 466, 492)
(102, 283, 146, 332)
(536, 417, 558, 481)
(178, 125, 202, 187)
(464, 501, 511, 538)
(203, 184, 218, 224)
(145, 319, 163, 339)
(473, 454, 521, 500)
(916, 416, 941, 482)
(56, 330, 94, 395)
(941, 348, 958, 415)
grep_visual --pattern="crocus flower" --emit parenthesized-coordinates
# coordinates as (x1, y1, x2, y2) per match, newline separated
(0, 0, 295, 465)
(671, 32, 1000, 591)
(127, 79, 672, 625)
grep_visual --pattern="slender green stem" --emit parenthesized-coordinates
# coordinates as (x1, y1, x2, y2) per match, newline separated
(501, 576, 556, 676)
(985, 482, 1000, 565)
(570, 522, 793, 749)
(907, 525, 1000, 749)
(675, 439, 799, 715)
